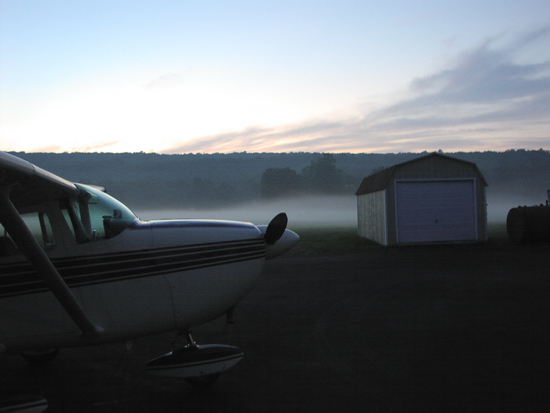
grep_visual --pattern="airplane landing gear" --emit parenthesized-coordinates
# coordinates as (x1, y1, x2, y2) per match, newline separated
(146, 330, 244, 387)
(174, 331, 221, 387)
(178, 331, 220, 387)
(181, 330, 197, 348)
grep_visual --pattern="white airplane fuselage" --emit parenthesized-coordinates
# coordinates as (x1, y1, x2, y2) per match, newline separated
(0, 151, 299, 399)
(0, 184, 296, 353)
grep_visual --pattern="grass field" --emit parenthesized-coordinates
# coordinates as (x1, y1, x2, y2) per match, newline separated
(288, 222, 510, 256)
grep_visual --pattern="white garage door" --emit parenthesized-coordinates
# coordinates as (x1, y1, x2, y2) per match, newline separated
(395, 180, 477, 243)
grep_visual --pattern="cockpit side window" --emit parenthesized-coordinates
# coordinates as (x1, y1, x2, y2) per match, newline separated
(0, 210, 55, 256)
(62, 184, 137, 243)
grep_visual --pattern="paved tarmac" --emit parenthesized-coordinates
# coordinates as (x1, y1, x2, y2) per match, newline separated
(2, 243, 550, 412)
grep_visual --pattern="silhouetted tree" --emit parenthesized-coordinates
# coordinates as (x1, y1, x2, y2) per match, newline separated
(300, 154, 344, 194)
(260, 167, 299, 198)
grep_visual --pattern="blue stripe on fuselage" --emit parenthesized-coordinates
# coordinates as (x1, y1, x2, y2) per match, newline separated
(0, 238, 266, 298)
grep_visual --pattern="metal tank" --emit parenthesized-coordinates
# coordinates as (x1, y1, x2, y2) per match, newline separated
(507, 194, 550, 244)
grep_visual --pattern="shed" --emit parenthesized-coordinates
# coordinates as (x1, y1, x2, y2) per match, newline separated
(355, 153, 488, 245)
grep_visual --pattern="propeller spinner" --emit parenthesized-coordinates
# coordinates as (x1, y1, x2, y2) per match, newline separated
(259, 213, 299, 259)
(263, 212, 288, 245)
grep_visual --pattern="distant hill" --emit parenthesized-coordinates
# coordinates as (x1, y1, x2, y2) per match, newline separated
(11, 150, 550, 210)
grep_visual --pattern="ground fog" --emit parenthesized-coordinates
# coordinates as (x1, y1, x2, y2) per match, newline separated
(133, 192, 539, 229)
(134, 195, 357, 228)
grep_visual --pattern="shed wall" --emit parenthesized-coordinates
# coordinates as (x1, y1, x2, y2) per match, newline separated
(357, 190, 387, 245)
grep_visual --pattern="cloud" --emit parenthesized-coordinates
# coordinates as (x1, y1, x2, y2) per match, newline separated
(33, 141, 121, 153)
(362, 28, 550, 151)
(164, 118, 375, 153)
(32, 145, 63, 153)
(78, 141, 121, 152)
(143, 74, 184, 89)
(163, 27, 550, 154)
(407, 31, 550, 104)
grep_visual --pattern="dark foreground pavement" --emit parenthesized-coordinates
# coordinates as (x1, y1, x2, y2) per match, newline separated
(2, 243, 550, 412)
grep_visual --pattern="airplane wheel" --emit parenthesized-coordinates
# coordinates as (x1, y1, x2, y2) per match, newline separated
(185, 373, 220, 387)
(21, 348, 59, 365)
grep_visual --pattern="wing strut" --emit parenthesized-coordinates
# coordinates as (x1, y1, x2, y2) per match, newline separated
(0, 186, 105, 339)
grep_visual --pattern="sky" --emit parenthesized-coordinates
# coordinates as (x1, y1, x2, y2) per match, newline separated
(1, 0, 550, 154)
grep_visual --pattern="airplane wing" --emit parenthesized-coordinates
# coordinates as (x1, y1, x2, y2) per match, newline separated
(0, 151, 105, 339)
(0, 152, 79, 206)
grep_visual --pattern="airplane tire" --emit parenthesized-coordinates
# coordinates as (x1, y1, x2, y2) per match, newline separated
(185, 373, 220, 387)
(21, 348, 59, 365)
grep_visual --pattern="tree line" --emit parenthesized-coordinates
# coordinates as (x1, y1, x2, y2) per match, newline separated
(260, 154, 353, 198)
(10, 149, 550, 209)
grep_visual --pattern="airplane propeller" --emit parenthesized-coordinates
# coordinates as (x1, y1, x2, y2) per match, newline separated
(263, 213, 288, 245)
(259, 213, 299, 259)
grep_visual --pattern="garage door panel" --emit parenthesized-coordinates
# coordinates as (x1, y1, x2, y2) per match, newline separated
(404, 211, 473, 225)
(400, 223, 474, 241)
(396, 180, 476, 243)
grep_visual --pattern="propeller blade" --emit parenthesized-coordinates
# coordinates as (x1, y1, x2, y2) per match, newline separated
(264, 213, 288, 245)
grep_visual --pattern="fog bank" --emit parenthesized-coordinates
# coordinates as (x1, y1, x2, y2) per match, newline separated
(134, 195, 357, 228)
(487, 192, 549, 223)
(134, 192, 550, 229)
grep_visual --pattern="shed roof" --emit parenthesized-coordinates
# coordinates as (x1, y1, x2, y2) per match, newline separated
(355, 153, 488, 196)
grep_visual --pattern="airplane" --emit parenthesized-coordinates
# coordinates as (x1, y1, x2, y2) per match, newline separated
(0, 151, 299, 411)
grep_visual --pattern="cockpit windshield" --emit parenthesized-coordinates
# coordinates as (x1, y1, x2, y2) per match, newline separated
(65, 184, 137, 243)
